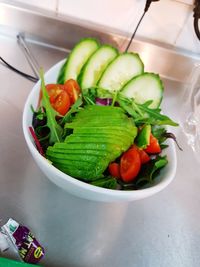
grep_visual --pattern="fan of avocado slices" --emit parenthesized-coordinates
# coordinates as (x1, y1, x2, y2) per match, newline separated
(34, 38, 179, 190)
(46, 105, 137, 181)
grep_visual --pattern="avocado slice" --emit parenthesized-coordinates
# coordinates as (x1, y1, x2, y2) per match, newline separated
(46, 105, 138, 182)
(47, 146, 110, 157)
(66, 133, 132, 145)
(77, 105, 124, 114)
(46, 151, 108, 163)
(136, 124, 151, 149)
(73, 126, 137, 137)
(65, 118, 134, 129)
(54, 164, 101, 181)
(53, 142, 121, 152)
(54, 157, 109, 180)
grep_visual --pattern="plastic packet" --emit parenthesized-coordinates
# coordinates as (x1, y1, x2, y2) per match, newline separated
(180, 63, 200, 161)
(0, 231, 9, 252)
(1, 218, 45, 264)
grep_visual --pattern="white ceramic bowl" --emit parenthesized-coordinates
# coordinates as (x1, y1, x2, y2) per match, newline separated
(22, 60, 177, 202)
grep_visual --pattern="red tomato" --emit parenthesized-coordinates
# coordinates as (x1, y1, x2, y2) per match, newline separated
(39, 84, 64, 104)
(137, 148, 150, 164)
(120, 147, 141, 182)
(108, 162, 120, 178)
(145, 134, 161, 154)
(131, 145, 150, 164)
(64, 79, 81, 105)
(45, 84, 65, 103)
(51, 90, 70, 116)
(45, 84, 65, 92)
(40, 84, 70, 116)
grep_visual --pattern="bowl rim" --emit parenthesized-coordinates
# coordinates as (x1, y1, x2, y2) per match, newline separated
(22, 60, 177, 201)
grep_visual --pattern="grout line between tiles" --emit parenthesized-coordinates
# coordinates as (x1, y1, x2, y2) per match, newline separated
(174, 7, 193, 46)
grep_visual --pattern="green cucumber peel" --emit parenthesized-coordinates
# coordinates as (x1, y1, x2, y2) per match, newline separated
(57, 59, 68, 84)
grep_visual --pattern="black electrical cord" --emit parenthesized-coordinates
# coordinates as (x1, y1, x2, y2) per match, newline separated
(125, 0, 160, 52)
(0, 56, 39, 83)
(125, 11, 146, 52)
(193, 0, 200, 41)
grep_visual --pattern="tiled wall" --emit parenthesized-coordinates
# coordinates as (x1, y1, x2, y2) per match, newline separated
(13, 0, 200, 56)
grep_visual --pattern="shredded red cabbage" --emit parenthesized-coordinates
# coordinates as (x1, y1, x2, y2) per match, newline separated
(95, 98, 112, 106)
(29, 126, 44, 156)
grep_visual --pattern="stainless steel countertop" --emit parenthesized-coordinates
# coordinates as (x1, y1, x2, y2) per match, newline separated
(1, 2, 200, 267)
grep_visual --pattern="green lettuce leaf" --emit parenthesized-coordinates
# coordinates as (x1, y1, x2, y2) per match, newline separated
(40, 70, 63, 144)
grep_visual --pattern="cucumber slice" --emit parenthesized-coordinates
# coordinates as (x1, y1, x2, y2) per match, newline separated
(57, 58, 68, 84)
(78, 45, 118, 91)
(121, 73, 164, 108)
(98, 52, 144, 95)
(58, 38, 100, 83)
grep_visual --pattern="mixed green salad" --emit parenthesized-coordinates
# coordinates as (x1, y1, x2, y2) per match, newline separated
(30, 38, 178, 190)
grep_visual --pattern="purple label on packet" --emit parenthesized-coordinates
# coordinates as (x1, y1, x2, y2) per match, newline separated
(13, 225, 45, 264)
(2, 218, 45, 264)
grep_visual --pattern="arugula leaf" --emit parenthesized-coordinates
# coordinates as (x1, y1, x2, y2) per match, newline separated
(152, 126, 183, 151)
(90, 176, 118, 189)
(82, 86, 114, 104)
(135, 103, 178, 126)
(152, 126, 166, 140)
(95, 87, 113, 98)
(40, 70, 63, 144)
(115, 155, 168, 190)
(152, 126, 167, 145)
(136, 155, 168, 185)
(61, 97, 83, 124)
(163, 132, 183, 151)
(117, 155, 168, 190)
(117, 94, 178, 127)
(82, 87, 97, 105)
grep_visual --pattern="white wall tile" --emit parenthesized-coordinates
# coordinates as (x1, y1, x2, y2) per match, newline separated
(175, 0, 194, 5)
(58, 0, 143, 32)
(175, 12, 200, 54)
(136, 0, 192, 46)
(58, 0, 196, 53)
(10, 0, 199, 55)
(13, 0, 57, 12)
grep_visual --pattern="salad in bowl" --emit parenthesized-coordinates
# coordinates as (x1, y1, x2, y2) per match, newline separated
(22, 38, 178, 202)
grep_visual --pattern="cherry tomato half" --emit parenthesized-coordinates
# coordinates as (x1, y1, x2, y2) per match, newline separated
(120, 147, 141, 183)
(39, 84, 64, 105)
(51, 90, 70, 116)
(145, 134, 161, 154)
(131, 145, 150, 165)
(45, 84, 64, 105)
(138, 149, 150, 164)
(64, 79, 81, 105)
(40, 84, 70, 116)
(108, 162, 120, 178)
